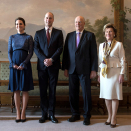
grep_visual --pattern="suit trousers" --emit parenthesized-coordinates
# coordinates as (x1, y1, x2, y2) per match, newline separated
(69, 69, 92, 118)
(38, 68, 59, 117)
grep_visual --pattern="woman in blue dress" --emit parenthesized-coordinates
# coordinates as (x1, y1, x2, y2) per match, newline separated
(8, 17, 34, 122)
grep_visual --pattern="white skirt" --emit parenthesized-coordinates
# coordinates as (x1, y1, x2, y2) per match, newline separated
(99, 68, 123, 100)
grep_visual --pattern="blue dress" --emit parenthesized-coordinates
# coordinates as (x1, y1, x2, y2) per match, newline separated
(8, 33, 34, 92)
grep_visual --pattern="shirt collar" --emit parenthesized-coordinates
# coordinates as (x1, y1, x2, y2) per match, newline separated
(45, 26, 53, 32)
(76, 29, 84, 35)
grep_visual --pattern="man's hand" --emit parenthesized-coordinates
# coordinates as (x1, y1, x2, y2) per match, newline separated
(17, 66, 24, 70)
(90, 71, 96, 79)
(44, 58, 53, 67)
(64, 69, 69, 77)
(119, 74, 124, 84)
(13, 65, 19, 69)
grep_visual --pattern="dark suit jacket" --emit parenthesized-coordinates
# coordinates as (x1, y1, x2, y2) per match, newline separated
(62, 30, 98, 74)
(34, 28, 63, 70)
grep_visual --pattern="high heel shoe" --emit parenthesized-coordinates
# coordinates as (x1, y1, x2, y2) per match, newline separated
(105, 121, 111, 125)
(15, 119, 21, 123)
(15, 112, 21, 123)
(110, 124, 116, 128)
(21, 114, 26, 122)
(21, 118, 26, 122)
(110, 118, 117, 128)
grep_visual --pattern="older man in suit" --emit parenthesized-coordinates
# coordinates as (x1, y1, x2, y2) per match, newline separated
(34, 12, 63, 123)
(62, 16, 98, 125)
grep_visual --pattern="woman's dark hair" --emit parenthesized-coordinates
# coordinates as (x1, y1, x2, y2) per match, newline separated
(15, 17, 26, 26)
(103, 23, 117, 38)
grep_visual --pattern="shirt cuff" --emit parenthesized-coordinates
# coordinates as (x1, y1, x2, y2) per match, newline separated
(50, 58, 54, 62)
(20, 62, 27, 69)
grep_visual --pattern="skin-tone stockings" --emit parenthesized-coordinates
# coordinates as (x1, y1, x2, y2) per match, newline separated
(14, 91, 29, 120)
(105, 99, 119, 125)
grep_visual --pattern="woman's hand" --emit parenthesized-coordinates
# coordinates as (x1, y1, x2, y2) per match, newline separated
(97, 75, 100, 83)
(119, 74, 124, 84)
(13, 65, 19, 69)
(17, 66, 24, 70)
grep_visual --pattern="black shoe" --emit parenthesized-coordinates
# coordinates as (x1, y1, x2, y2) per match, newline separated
(15, 119, 21, 123)
(105, 121, 111, 125)
(67, 115, 80, 122)
(39, 116, 48, 123)
(83, 118, 90, 125)
(21, 119, 26, 122)
(49, 116, 58, 123)
(21, 114, 26, 122)
(110, 124, 116, 128)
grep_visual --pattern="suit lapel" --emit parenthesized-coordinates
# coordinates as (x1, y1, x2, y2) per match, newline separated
(76, 30, 86, 51)
(42, 28, 47, 43)
(72, 32, 76, 51)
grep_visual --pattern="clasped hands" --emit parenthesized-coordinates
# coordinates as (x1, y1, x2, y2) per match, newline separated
(44, 58, 52, 67)
(13, 65, 24, 70)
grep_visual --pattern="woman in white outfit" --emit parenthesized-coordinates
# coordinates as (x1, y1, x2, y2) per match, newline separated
(98, 23, 125, 128)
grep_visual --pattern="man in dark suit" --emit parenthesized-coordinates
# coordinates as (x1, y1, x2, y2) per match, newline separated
(62, 16, 98, 125)
(34, 12, 63, 123)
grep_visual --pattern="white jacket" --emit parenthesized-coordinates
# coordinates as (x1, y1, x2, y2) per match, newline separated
(98, 41, 125, 75)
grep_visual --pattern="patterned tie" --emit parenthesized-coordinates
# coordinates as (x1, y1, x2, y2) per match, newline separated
(46, 28, 50, 45)
(76, 32, 80, 48)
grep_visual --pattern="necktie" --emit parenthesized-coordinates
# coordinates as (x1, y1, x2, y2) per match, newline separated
(76, 32, 80, 48)
(46, 28, 50, 45)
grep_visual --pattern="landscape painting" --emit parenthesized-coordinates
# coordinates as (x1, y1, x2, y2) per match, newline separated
(0, 0, 130, 64)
